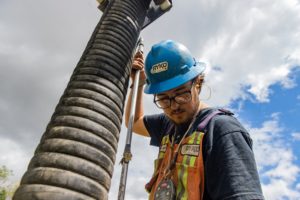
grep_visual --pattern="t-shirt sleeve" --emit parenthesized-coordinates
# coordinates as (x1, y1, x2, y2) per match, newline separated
(143, 113, 170, 147)
(204, 115, 264, 200)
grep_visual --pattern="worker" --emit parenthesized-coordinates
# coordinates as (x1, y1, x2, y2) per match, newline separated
(125, 40, 264, 200)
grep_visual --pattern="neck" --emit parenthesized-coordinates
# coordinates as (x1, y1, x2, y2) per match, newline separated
(174, 101, 210, 132)
(175, 121, 190, 132)
(198, 101, 209, 112)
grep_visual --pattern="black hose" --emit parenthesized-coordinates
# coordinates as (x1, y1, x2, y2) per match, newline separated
(13, 0, 151, 199)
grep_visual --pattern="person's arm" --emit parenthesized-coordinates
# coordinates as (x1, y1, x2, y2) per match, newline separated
(125, 52, 150, 137)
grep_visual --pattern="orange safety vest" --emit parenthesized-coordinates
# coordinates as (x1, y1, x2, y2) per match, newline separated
(145, 130, 205, 200)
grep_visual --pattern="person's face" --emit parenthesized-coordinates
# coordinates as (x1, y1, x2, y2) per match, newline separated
(154, 81, 200, 125)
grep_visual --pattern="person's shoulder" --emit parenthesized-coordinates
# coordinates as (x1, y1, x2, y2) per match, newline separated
(205, 108, 249, 137)
(144, 113, 172, 147)
(215, 114, 245, 131)
(144, 112, 164, 121)
(202, 108, 253, 153)
(144, 112, 170, 125)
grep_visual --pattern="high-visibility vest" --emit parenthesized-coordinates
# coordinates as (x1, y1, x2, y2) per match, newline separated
(145, 131, 205, 200)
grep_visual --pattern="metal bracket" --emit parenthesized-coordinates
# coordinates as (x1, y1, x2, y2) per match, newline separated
(142, 0, 173, 29)
(120, 151, 132, 164)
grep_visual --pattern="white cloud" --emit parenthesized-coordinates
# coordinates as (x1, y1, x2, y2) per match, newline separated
(263, 180, 300, 200)
(292, 132, 300, 141)
(297, 183, 300, 190)
(198, 0, 300, 105)
(297, 95, 300, 100)
(248, 114, 300, 200)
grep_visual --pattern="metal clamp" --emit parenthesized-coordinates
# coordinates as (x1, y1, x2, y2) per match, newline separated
(120, 151, 132, 164)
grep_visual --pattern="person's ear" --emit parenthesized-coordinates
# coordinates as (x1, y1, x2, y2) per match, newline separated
(194, 74, 205, 94)
(195, 83, 201, 94)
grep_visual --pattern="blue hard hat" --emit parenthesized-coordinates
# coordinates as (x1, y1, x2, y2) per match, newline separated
(144, 40, 206, 94)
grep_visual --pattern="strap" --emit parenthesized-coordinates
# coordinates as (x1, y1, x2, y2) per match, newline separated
(166, 124, 175, 136)
(197, 109, 233, 132)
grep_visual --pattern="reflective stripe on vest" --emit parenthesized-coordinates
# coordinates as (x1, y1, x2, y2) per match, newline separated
(146, 131, 205, 200)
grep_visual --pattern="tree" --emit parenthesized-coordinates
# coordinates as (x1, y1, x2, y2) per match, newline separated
(0, 190, 7, 200)
(0, 165, 13, 200)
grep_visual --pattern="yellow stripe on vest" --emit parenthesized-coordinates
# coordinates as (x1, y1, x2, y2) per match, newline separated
(158, 135, 170, 158)
(148, 131, 206, 200)
(189, 132, 202, 166)
(177, 132, 197, 199)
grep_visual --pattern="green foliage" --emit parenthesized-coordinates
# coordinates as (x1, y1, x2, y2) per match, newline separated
(0, 189, 7, 200)
(0, 165, 13, 200)
(0, 165, 12, 181)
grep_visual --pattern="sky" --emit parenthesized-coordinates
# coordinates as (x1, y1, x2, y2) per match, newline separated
(0, 0, 300, 199)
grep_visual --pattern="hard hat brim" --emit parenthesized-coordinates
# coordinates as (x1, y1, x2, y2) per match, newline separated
(144, 62, 206, 94)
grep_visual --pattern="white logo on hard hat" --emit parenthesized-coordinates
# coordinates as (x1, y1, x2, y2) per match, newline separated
(150, 62, 168, 74)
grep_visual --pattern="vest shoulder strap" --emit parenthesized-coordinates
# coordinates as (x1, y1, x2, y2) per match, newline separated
(197, 108, 233, 132)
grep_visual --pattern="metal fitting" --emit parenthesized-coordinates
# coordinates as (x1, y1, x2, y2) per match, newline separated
(160, 0, 172, 11)
(154, 0, 172, 11)
(97, 0, 109, 12)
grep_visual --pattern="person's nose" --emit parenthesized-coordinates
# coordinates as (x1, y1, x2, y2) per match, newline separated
(170, 98, 180, 110)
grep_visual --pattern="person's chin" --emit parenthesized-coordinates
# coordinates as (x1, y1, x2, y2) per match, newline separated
(171, 115, 188, 125)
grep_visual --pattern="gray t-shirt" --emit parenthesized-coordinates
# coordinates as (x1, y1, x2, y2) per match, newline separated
(144, 108, 264, 200)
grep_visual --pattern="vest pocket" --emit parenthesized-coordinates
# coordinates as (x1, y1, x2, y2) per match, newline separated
(145, 158, 163, 193)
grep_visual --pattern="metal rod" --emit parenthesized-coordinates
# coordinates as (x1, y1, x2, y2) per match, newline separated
(118, 38, 144, 200)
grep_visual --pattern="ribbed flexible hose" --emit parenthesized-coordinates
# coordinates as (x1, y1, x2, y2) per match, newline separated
(13, 0, 151, 199)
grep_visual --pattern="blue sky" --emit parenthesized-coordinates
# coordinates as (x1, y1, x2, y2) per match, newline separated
(1, 0, 300, 199)
(232, 68, 300, 129)
(229, 68, 300, 198)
